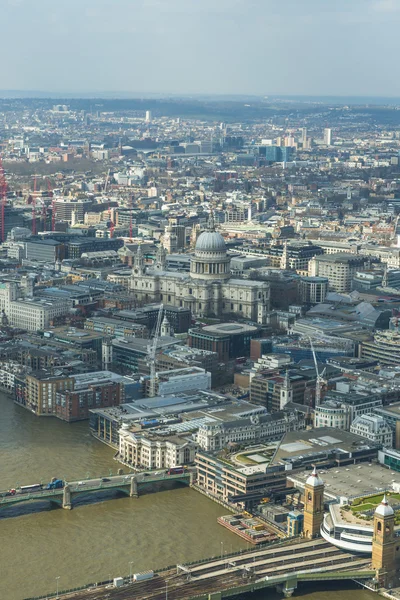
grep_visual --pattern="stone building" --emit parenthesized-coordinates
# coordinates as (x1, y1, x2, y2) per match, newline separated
(130, 215, 270, 322)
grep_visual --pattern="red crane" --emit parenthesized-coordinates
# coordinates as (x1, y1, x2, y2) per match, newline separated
(0, 156, 7, 243)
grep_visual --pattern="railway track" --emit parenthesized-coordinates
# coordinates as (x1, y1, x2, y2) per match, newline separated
(46, 539, 371, 600)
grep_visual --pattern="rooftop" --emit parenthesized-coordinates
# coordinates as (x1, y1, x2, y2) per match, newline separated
(288, 462, 400, 503)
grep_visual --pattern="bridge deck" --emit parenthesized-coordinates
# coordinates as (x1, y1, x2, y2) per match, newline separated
(0, 472, 191, 507)
(37, 539, 373, 600)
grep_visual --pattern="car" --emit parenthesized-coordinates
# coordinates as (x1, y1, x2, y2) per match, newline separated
(143, 473, 151, 477)
(78, 481, 85, 485)
(101, 477, 110, 482)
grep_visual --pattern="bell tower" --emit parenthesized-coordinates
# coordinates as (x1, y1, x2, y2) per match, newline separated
(372, 495, 397, 586)
(303, 466, 324, 539)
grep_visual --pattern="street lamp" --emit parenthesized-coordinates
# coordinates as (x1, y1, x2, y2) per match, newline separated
(166, 580, 168, 600)
(220, 541, 224, 560)
(129, 561, 134, 583)
(55, 576, 60, 599)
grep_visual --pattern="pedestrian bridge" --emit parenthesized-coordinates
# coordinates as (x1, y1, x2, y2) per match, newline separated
(0, 471, 193, 515)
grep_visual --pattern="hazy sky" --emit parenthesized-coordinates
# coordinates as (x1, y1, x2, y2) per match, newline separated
(2, 0, 400, 96)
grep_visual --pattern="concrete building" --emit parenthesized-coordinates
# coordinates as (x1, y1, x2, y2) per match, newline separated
(299, 276, 329, 304)
(195, 451, 287, 503)
(188, 322, 260, 362)
(309, 254, 369, 292)
(361, 330, 400, 366)
(0, 281, 70, 331)
(141, 367, 211, 397)
(323, 128, 332, 146)
(314, 401, 352, 430)
(350, 414, 393, 447)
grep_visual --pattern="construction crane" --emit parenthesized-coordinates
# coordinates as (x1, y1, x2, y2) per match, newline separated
(309, 337, 326, 408)
(147, 304, 164, 398)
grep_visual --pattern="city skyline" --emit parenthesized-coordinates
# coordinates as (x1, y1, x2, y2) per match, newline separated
(1, 0, 399, 96)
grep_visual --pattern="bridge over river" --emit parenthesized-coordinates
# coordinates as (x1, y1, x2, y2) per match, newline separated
(0, 471, 193, 515)
(27, 538, 376, 600)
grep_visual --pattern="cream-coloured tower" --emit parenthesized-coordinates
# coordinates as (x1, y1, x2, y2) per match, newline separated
(303, 466, 324, 539)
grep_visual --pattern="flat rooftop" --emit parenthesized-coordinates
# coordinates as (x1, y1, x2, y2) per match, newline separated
(202, 322, 258, 335)
(288, 462, 400, 502)
(272, 427, 381, 466)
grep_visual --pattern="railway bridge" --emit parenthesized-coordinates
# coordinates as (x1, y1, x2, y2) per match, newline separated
(30, 538, 376, 600)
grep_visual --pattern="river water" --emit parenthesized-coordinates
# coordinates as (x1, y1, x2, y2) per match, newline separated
(0, 393, 378, 600)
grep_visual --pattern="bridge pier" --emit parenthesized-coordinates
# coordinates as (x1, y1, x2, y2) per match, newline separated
(62, 485, 72, 510)
(276, 577, 297, 598)
(189, 472, 195, 486)
(130, 477, 138, 498)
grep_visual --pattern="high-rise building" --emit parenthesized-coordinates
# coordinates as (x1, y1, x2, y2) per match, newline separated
(145, 110, 152, 123)
(323, 128, 332, 146)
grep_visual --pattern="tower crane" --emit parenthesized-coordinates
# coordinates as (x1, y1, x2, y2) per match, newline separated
(309, 337, 326, 408)
(147, 304, 164, 398)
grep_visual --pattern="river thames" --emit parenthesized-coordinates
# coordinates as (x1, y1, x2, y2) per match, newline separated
(0, 393, 378, 600)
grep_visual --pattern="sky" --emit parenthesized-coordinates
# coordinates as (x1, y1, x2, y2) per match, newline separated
(1, 0, 400, 97)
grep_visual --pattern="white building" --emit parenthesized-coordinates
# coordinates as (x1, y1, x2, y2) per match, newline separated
(142, 367, 211, 397)
(0, 281, 70, 331)
(0, 361, 27, 392)
(118, 426, 197, 470)
(196, 410, 305, 452)
(350, 414, 393, 447)
(130, 215, 270, 322)
(324, 128, 332, 146)
(314, 401, 352, 430)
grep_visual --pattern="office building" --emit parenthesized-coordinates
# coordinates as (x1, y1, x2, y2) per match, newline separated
(324, 128, 332, 146)
(309, 254, 369, 292)
(196, 408, 306, 452)
(195, 452, 287, 503)
(0, 281, 70, 331)
(350, 414, 393, 447)
(119, 426, 197, 470)
(299, 276, 329, 304)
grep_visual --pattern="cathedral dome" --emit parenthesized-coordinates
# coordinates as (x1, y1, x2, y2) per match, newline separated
(195, 230, 226, 253)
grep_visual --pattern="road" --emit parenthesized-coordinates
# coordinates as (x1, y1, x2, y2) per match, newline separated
(1, 470, 188, 502)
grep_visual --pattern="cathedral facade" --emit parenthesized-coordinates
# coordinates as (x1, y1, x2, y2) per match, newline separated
(130, 218, 270, 323)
